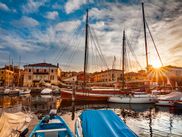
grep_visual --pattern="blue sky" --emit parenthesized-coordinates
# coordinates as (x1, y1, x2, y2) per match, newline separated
(0, 0, 181, 72)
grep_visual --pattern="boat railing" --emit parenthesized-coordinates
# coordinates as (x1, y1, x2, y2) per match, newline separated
(34, 128, 67, 133)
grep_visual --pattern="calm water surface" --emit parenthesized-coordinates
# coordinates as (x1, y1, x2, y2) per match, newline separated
(0, 95, 182, 137)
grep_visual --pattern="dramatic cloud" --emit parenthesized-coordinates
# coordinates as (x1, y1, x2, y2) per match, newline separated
(45, 11, 59, 20)
(65, 0, 87, 14)
(55, 20, 81, 33)
(22, 0, 47, 14)
(0, 2, 10, 11)
(12, 16, 39, 28)
(0, 0, 181, 70)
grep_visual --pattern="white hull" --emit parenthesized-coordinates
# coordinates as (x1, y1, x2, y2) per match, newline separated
(108, 96, 156, 104)
(41, 88, 52, 94)
(155, 100, 174, 106)
(19, 89, 31, 95)
(75, 118, 83, 137)
(155, 92, 182, 106)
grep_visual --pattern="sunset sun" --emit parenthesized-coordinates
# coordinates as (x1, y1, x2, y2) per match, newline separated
(151, 61, 162, 68)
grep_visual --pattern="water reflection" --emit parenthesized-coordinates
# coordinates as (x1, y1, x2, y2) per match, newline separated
(0, 95, 181, 137)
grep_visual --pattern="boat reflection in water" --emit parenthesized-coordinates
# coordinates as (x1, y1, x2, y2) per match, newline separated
(0, 95, 182, 137)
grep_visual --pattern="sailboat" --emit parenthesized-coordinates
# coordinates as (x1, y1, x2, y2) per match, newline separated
(108, 2, 157, 104)
(60, 9, 129, 101)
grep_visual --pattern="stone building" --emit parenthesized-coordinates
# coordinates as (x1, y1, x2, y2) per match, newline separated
(23, 63, 61, 87)
(92, 69, 123, 82)
(0, 68, 14, 86)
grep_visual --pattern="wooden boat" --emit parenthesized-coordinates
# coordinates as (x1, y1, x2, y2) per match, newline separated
(29, 110, 74, 137)
(155, 91, 182, 106)
(75, 110, 138, 137)
(61, 88, 128, 101)
(108, 92, 156, 104)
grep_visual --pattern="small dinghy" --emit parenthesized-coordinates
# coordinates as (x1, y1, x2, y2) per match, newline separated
(41, 88, 52, 95)
(75, 110, 138, 137)
(19, 89, 31, 95)
(29, 110, 74, 137)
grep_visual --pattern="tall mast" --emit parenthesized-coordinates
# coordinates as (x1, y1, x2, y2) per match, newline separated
(142, 2, 149, 71)
(122, 30, 125, 90)
(83, 9, 89, 88)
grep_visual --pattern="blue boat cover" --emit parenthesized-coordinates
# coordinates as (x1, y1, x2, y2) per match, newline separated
(80, 110, 138, 137)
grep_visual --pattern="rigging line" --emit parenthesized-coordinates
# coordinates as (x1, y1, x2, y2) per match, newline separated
(89, 26, 106, 69)
(89, 26, 109, 69)
(57, 29, 82, 64)
(57, 27, 82, 63)
(145, 20, 164, 66)
(55, 24, 82, 62)
(89, 27, 104, 70)
(126, 37, 142, 70)
(60, 29, 82, 68)
(64, 29, 84, 70)
(66, 37, 84, 71)
(89, 32, 97, 72)
(88, 26, 108, 70)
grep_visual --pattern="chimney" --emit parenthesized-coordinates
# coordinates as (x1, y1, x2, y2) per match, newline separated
(57, 63, 59, 68)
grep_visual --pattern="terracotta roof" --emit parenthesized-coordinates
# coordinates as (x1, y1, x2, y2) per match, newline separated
(24, 63, 58, 68)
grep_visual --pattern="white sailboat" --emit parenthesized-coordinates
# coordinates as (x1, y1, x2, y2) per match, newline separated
(156, 91, 182, 106)
(108, 3, 158, 104)
(108, 92, 156, 103)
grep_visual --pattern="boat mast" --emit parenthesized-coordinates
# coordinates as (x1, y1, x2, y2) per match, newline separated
(122, 30, 125, 90)
(83, 9, 89, 89)
(142, 2, 149, 72)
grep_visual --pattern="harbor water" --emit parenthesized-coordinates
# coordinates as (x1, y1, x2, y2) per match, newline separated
(0, 95, 182, 137)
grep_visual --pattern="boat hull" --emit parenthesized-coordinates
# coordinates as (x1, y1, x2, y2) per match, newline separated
(61, 89, 109, 101)
(175, 102, 182, 109)
(75, 110, 138, 137)
(108, 96, 156, 104)
(29, 115, 74, 137)
(156, 100, 178, 106)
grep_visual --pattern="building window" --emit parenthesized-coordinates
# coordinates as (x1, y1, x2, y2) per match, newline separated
(51, 69, 54, 73)
(28, 75, 31, 80)
(29, 69, 31, 72)
(36, 69, 39, 72)
(50, 75, 54, 80)
(44, 69, 46, 73)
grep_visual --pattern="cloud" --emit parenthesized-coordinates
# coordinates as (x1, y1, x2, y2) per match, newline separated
(65, 0, 87, 14)
(170, 42, 182, 53)
(22, 0, 47, 14)
(55, 20, 81, 33)
(45, 11, 59, 20)
(0, 0, 182, 70)
(0, 2, 10, 11)
(12, 16, 39, 28)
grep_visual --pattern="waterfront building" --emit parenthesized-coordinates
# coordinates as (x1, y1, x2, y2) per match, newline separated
(148, 65, 182, 90)
(4, 65, 24, 87)
(0, 68, 14, 86)
(0, 65, 24, 87)
(23, 63, 61, 87)
(92, 69, 123, 82)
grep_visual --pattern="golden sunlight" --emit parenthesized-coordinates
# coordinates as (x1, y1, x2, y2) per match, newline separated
(151, 60, 162, 68)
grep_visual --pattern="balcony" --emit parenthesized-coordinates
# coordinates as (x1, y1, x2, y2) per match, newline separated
(33, 72, 49, 75)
